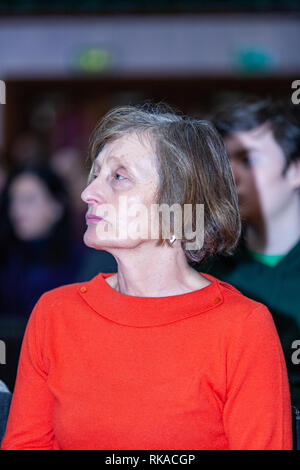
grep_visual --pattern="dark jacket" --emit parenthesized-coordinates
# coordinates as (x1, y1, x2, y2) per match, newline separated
(196, 237, 300, 410)
(0, 381, 11, 445)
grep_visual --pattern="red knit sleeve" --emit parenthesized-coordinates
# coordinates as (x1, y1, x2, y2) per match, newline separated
(223, 304, 293, 450)
(1, 294, 55, 450)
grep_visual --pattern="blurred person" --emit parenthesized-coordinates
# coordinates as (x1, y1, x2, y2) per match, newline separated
(10, 131, 46, 167)
(0, 164, 84, 390)
(50, 146, 91, 242)
(0, 162, 7, 196)
(1, 104, 292, 450)
(199, 97, 300, 410)
(0, 381, 11, 445)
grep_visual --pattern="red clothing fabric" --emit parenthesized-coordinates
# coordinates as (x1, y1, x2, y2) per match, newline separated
(1, 272, 292, 450)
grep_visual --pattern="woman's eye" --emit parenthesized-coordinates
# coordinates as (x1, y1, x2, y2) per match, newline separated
(114, 173, 126, 181)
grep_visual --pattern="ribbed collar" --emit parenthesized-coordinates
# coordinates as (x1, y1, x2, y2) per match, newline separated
(77, 272, 224, 327)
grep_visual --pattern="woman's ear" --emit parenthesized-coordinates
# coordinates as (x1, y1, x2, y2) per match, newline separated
(286, 158, 300, 190)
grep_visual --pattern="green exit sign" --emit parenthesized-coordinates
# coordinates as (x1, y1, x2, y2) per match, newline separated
(73, 47, 113, 73)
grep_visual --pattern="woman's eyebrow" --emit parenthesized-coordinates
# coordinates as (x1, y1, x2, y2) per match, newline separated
(94, 155, 126, 168)
(108, 156, 136, 175)
(109, 155, 129, 167)
(93, 160, 101, 171)
(93, 156, 135, 178)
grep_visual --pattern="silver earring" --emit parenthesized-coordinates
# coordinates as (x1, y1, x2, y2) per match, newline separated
(170, 234, 176, 245)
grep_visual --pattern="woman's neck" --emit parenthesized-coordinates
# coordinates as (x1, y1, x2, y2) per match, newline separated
(105, 241, 210, 297)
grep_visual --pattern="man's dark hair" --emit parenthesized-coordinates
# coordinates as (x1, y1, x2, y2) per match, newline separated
(211, 95, 300, 173)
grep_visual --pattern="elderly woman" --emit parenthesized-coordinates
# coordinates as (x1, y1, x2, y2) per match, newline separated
(1, 105, 292, 450)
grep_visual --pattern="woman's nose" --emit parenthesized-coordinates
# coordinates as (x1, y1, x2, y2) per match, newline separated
(81, 185, 91, 204)
(81, 186, 98, 206)
(81, 178, 106, 206)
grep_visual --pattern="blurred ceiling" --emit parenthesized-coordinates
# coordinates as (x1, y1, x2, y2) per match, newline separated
(0, 0, 300, 15)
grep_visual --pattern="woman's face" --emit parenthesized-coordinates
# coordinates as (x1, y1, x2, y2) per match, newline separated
(81, 132, 160, 250)
(9, 173, 63, 241)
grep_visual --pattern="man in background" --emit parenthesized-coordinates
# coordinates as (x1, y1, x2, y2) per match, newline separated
(0, 381, 11, 445)
(201, 97, 300, 410)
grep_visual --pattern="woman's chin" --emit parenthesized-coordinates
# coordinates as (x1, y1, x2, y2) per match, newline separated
(83, 231, 115, 250)
(83, 231, 100, 249)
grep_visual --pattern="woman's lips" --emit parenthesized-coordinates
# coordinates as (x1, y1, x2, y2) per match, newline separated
(85, 214, 103, 223)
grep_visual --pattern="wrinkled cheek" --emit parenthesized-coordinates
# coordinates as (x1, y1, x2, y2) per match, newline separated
(117, 213, 149, 241)
(95, 218, 117, 240)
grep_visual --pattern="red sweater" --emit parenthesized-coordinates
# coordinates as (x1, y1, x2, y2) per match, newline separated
(1, 272, 292, 450)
